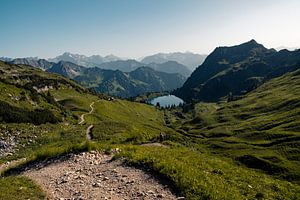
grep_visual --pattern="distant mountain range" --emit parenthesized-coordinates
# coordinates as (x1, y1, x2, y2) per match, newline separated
(49, 52, 200, 75)
(11, 58, 54, 71)
(0, 57, 13, 62)
(1, 51, 202, 77)
(141, 52, 207, 71)
(174, 39, 300, 102)
(97, 60, 192, 77)
(275, 46, 299, 51)
(48, 52, 207, 71)
(96, 59, 143, 72)
(0, 55, 187, 97)
(1, 57, 186, 98)
(47, 62, 186, 98)
(48, 52, 122, 67)
(148, 61, 191, 78)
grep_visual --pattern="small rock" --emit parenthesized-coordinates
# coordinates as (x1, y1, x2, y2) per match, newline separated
(137, 191, 145, 196)
(92, 182, 101, 187)
(157, 194, 164, 198)
(147, 190, 155, 195)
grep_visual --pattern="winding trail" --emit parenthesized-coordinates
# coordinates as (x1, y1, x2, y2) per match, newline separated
(78, 101, 96, 140)
(86, 125, 94, 140)
(78, 102, 95, 125)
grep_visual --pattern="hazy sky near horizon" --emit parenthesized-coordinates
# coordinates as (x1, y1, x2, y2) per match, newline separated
(0, 0, 299, 58)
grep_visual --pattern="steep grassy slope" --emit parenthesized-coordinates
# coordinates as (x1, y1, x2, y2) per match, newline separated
(170, 70, 300, 183)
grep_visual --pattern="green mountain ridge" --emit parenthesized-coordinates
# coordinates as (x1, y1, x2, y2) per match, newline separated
(74, 66, 186, 98)
(174, 40, 300, 102)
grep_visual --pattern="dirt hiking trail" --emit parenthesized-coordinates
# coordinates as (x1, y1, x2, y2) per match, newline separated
(23, 151, 181, 200)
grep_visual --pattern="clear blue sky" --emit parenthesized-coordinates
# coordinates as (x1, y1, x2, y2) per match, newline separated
(0, 0, 299, 58)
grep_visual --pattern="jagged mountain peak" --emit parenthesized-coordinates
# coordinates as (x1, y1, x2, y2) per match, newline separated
(49, 52, 123, 67)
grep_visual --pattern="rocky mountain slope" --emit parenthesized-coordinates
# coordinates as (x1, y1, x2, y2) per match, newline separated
(48, 52, 122, 67)
(47, 61, 85, 79)
(10, 58, 54, 71)
(174, 40, 300, 102)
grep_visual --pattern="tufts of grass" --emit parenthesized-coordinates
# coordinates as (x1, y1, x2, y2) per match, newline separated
(0, 176, 45, 200)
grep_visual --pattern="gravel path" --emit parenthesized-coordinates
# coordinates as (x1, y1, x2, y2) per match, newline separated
(78, 102, 95, 125)
(23, 151, 181, 200)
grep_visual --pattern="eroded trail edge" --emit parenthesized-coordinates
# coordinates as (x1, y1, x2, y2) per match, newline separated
(23, 151, 180, 200)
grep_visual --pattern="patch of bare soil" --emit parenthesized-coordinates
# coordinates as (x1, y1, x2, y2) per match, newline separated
(23, 151, 182, 200)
